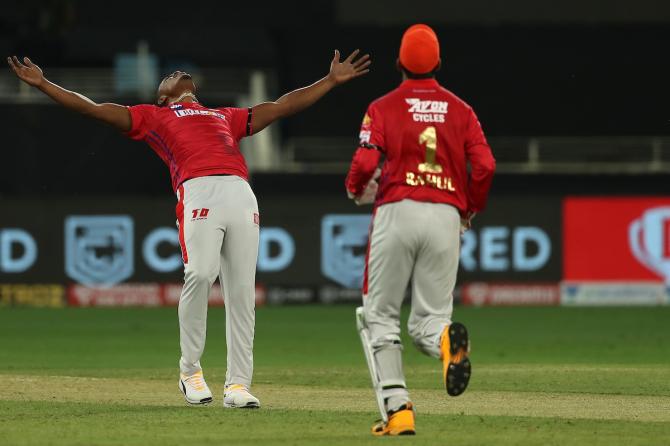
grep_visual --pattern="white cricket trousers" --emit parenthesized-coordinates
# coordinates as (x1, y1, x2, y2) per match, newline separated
(363, 199, 461, 410)
(176, 175, 259, 387)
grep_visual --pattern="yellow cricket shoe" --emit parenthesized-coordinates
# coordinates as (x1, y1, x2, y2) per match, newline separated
(223, 384, 260, 409)
(179, 370, 213, 405)
(371, 403, 416, 436)
(440, 322, 471, 396)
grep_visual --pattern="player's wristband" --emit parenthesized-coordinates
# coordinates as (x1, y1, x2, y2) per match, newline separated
(359, 142, 383, 151)
(246, 107, 253, 136)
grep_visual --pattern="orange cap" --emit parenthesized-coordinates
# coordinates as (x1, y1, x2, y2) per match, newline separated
(399, 24, 440, 75)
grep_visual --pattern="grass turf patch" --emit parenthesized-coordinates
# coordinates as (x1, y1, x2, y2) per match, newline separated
(1, 399, 668, 446)
(0, 306, 669, 445)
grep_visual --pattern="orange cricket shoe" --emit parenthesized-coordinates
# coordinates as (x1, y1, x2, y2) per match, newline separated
(371, 403, 416, 436)
(440, 322, 471, 396)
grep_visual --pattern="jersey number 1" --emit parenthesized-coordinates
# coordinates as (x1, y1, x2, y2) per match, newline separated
(418, 126, 443, 174)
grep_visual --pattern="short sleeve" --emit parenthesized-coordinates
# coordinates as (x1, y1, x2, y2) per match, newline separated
(224, 107, 253, 141)
(126, 104, 158, 140)
(358, 102, 385, 152)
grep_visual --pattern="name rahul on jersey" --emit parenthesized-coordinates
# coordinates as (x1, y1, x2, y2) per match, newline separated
(405, 98, 448, 123)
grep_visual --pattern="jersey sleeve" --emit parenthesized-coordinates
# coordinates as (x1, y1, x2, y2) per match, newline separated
(125, 104, 158, 140)
(224, 107, 253, 141)
(464, 107, 496, 213)
(357, 102, 385, 151)
(345, 103, 384, 196)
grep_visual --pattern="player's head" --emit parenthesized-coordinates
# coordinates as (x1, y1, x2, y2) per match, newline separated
(156, 71, 198, 106)
(397, 24, 441, 79)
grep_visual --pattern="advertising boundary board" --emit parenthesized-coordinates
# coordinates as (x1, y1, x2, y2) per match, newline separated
(0, 195, 563, 289)
(2, 280, 668, 307)
(67, 283, 267, 307)
(461, 282, 560, 306)
(560, 281, 670, 306)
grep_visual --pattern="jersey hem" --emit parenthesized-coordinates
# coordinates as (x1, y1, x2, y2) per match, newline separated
(175, 168, 249, 191)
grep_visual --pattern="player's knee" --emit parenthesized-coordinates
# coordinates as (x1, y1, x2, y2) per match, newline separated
(409, 328, 443, 358)
(408, 324, 422, 343)
(371, 334, 403, 352)
(410, 336, 432, 356)
(408, 326, 432, 355)
(184, 266, 216, 287)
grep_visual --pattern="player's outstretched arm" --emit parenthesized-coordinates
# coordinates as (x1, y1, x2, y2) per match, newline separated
(7, 56, 131, 132)
(250, 49, 370, 134)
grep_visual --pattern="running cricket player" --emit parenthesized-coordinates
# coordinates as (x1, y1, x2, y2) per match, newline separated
(345, 24, 495, 435)
(8, 49, 370, 408)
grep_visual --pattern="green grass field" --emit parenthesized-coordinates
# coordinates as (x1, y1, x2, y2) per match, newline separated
(0, 305, 669, 445)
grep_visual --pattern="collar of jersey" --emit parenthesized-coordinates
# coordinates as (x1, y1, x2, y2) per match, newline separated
(171, 101, 202, 108)
(400, 78, 439, 89)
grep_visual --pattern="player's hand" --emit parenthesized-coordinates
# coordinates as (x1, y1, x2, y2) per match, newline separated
(328, 49, 371, 85)
(460, 211, 476, 235)
(7, 56, 45, 88)
(351, 168, 381, 206)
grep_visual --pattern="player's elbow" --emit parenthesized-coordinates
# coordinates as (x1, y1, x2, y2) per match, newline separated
(485, 156, 496, 175)
(269, 101, 294, 119)
(476, 153, 496, 177)
(80, 103, 102, 118)
(267, 102, 285, 118)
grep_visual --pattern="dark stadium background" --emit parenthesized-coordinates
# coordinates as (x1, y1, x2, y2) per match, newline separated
(1, 0, 669, 307)
(2, 3, 670, 445)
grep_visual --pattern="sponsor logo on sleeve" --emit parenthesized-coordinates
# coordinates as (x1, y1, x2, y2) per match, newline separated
(359, 113, 372, 144)
(359, 130, 371, 144)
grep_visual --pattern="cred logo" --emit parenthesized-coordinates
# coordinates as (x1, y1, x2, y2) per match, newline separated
(629, 207, 670, 284)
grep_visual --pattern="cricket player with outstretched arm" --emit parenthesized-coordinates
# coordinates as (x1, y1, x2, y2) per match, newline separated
(8, 49, 370, 408)
(345, 24, 495, 435)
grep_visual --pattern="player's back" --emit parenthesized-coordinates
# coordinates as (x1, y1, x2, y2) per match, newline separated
(369, 78, 488, 213)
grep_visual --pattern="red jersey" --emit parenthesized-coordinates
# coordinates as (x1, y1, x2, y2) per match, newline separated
(126, 102, 252, 191)
(345, 78, 495, 215)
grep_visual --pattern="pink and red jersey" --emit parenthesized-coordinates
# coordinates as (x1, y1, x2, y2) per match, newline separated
(126, 102, 252, 191)
(345, 78, 495, 215)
